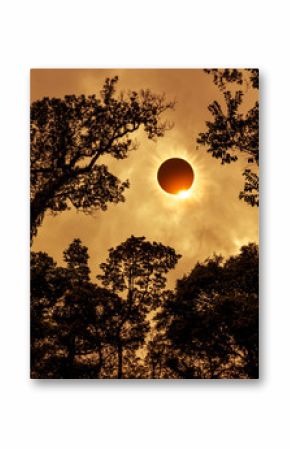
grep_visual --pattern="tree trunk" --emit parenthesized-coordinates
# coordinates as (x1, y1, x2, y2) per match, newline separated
(151, 360, 156, 379)
(65, 334, 76, 379)
(246, 349, 259, 378)
(117, 343, 123, 379)
(95, 345, 103, 379)
(30, 172, 71, 241)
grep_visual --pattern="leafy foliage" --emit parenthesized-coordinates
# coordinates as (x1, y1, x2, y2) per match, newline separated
(197, 69, 259, 206)
(155, 243, 259, 378)
(98, 235, 180, 304)
(239, 169, 259, 207)
(31, 77, 174, 239)
(204, 68, 243, 90)
(31, 240, 258, 379)
(31, 251, 67, 377)
(97, 235, 181, 378)
(31, 240, 113, 378)
(63, 238, 90, 283)
(31, 236, 180, 379)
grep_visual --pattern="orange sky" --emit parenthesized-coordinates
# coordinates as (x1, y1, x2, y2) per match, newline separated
(31, 69, 259, 288)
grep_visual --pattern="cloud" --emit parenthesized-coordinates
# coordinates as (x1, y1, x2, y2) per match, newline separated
(31, 69, 258, 288)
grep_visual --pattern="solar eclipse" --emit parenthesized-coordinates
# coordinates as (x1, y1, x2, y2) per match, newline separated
(157, 158, 194, 198)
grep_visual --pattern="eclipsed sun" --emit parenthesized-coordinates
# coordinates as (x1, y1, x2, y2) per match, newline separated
(157, 158, 195, 198)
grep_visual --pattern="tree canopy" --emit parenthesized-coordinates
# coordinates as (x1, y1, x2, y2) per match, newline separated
(31, 237, 258, 379)
(31, 236, 181, 379)
(31, 77, 174, 239)
(97, 235, 181, 378)
(197, 69, 259, 207)
(154, 243, 259, 378)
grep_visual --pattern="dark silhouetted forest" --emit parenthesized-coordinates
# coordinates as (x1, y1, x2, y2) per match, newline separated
(31, 238, 258, 378)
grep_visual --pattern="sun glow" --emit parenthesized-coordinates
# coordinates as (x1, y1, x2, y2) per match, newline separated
(148, 143, 208, 207)
(176, 189, 191, 199)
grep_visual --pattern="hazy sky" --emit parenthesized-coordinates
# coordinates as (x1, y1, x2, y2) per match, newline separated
(31, 69, 259, 288)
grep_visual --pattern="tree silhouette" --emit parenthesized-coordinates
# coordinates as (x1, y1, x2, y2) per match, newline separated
(31, 77, 174, 239)
(31, 240, 258, 378)
(63, 238, 90, 283)
(144, 333, 179, 379)
(197, 69, 259, 206)
(31, 236, 181, 378)
(51, 239, 97, 378)
(31, 251, 67, 377)
(97, 235, 181, 378)
(155, 243, 259, 378)
(31, 240, 106, 378)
